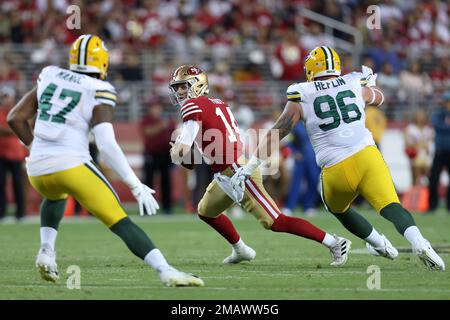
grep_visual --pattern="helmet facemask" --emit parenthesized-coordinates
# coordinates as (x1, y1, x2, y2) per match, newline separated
(168, 65, 209, 106)
(169, 81, 191, 106)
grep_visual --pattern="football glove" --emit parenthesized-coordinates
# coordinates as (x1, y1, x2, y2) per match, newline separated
(230, 166, 253, 185)
(228, 166, 254, 203)
(131, 183, 160, 216)
(362, 65, 378, 87)
(215, 173, 245, 204)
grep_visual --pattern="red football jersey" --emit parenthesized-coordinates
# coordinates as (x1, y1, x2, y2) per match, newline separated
(180, 96, 243, 173)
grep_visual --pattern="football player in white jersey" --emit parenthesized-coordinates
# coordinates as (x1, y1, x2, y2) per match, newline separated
(7, 34, 204, 286)
(231, 46, 445, 271)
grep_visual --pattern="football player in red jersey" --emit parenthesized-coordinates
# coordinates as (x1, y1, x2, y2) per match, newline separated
(169, 65, 352, 266)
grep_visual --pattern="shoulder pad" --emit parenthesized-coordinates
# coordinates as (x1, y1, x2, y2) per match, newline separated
(38, 65, 58, 83)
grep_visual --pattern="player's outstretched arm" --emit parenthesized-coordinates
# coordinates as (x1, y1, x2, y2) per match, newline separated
(245, 101, 302, 173)
(228, 101, 302, 201)
(7, 87, 38, 147)
(272, 101, 303, 140)
(362, 86, 385, 107)
(361, 65, 384, 107)
(91, 104, 159, 216)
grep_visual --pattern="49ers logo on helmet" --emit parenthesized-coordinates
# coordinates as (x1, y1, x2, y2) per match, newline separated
(187, 66, 202, 75)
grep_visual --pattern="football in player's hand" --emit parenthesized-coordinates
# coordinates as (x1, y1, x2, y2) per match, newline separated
(181, 144, 196, 170)
(181, 162, 195, 170)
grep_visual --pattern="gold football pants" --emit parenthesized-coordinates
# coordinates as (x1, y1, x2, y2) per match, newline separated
(320, 146, 400, 214)
(198, 158, 281, 229)
(29, 162, 127, 227)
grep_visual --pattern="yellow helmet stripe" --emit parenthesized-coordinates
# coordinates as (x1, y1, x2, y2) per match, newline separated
(78, 34, 92, 65)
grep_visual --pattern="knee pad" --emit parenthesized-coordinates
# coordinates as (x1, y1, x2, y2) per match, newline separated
(197, 205, 221, 219)
(197, 200, 205, 216)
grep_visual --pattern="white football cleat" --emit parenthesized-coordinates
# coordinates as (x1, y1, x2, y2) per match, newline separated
(366, 234, 398, 260)
(35, 245, 59, 282)
(412, 238, 445, 271)
(223, 244, 256, 264)
(329, 235, 351, 267)
(159, 267, 204, 287)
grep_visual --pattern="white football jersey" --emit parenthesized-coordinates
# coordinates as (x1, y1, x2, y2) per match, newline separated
(27, 66, 117, 176)
(286, 72, 375, 168)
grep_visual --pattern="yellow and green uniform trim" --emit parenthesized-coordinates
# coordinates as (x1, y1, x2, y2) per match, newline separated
(95, 90, 117, 102)
(286, 91, 302, 102)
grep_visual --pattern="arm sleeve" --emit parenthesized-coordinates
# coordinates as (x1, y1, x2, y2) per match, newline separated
(91, 122, 140, 189)
(177, 120, 200, 146)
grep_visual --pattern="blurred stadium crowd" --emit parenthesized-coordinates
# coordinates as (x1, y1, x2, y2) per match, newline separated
(0, 0, 448, 118)
(0, 0, 449, 218)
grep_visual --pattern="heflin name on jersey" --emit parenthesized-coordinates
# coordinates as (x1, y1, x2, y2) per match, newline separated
(314, 77, 346, 91)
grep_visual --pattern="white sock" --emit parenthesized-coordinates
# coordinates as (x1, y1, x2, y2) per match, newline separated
(232, 238, 244, 249)
(40, 227, 57, 251)
(364, 228, 385, 248)
(322, 233, 336, 247)
(403, 226, 424, 244)
(144, 249, 171, 272)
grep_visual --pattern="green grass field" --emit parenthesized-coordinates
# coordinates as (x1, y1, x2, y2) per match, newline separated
(1, 208, 449, 300)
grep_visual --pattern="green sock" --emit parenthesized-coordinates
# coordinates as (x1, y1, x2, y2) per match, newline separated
(110, 217, 155, 260)
(380, 203, 416, 235)
(40, 199, 67, 230)
(332, 208, 374, 239)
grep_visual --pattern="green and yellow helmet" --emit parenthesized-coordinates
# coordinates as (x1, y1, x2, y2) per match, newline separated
(304, 46, 341, 81)
(69, 34, 109, 80)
